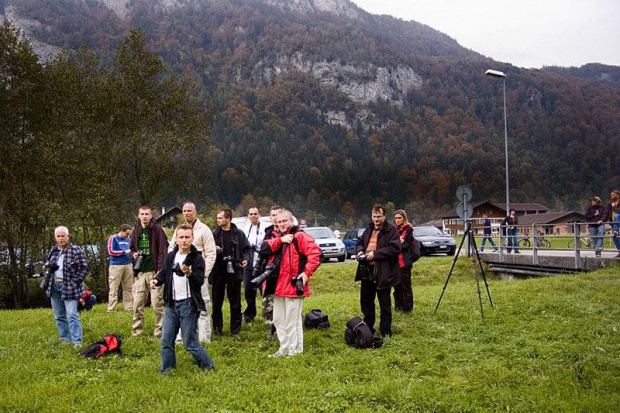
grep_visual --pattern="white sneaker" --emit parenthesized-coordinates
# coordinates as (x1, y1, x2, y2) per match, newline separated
(268, 349, 286, 358)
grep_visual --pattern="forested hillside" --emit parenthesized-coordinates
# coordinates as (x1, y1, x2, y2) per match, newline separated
(2, 0, 620, 221)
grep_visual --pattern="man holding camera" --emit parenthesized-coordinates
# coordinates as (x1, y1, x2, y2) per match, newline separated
(242, 207, 266, 323)
(131, 205, 169, 338)
(355, 204, 400, 338)
(169, 202, 216, 343)
(43, 226, 89, 347)
(264, 210, 321, 357)
(211, 209, 252, 336)
(150, 224, 215, 373)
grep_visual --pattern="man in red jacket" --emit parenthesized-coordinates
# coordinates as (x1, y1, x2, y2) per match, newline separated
(264, 210, 321, 357)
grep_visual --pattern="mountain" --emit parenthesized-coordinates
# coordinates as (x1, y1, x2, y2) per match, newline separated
(2, 0, 619, 222)
(542, 63, 620, 87)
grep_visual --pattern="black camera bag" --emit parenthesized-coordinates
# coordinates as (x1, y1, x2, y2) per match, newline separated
(344, 316, 383, 349)
(304, 309, 330, 329)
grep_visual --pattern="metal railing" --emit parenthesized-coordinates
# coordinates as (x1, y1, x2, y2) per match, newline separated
(471, 221, 619, 268)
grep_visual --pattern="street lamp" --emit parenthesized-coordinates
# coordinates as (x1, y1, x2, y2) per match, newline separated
(485, 69, 509, 214)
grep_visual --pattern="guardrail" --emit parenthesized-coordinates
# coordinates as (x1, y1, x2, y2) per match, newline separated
(470, 221, 619, 269)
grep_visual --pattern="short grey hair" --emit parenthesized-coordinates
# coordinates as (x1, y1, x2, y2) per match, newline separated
(54, 226, 69, 235)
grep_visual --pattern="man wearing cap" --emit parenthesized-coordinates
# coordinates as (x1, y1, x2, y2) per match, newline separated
(606, 190, 620, 258)
(585, 196, 606, 257)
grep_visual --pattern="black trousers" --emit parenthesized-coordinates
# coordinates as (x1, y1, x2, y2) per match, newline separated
(393, 267, 414, 312)
(211, 272, 242, 335)
(243, 268, 257, 320)
(360, 278, 392, 337)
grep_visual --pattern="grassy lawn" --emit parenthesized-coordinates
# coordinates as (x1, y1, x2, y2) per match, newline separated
(1, 257, 619, 412)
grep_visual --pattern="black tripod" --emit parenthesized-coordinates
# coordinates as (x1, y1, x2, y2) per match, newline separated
(434, 221, 494, 320)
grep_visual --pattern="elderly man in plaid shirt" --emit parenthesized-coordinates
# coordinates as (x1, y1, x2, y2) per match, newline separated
(43, 226, 90, 347)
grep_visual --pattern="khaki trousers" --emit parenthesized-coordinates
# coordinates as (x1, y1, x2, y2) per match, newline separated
(132, 271, 164, 337)
(273, 296, 304, 355)
(107, 263, 134, 311)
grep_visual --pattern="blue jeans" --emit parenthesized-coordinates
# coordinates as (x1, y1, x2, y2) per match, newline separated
(50, 282, 83, 345)
(612, 223, 620, 251)
(480, 235, 497, 250)
(588, 224, 605, 251)
(507, 228, 519, 253)
(79, 294, 97, 311)
(161, 299, 215, 373)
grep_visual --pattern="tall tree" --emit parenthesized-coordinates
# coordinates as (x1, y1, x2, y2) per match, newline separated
(111, 28, 209, 207)
(0, 20, 48, 307)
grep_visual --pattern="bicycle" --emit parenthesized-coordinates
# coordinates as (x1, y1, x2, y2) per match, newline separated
(568, 236, 593, 249)
(518, 234, 551, 248)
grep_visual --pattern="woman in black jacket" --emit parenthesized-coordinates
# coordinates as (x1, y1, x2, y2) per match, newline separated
(392, 210, 415, 313)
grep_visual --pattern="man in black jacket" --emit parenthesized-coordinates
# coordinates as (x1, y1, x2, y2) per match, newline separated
(355, 204, 401, 337)
(150, 224, 214, 373)
(211, 209, 252, 336)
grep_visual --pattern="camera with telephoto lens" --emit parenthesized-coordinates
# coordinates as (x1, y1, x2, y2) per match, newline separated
(291, 277, 304, 296)
(223, 255, 235, 274)
(133, 251, 144, 274)
(251, 263, 277, 285)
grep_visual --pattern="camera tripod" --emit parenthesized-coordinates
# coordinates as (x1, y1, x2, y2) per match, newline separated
(434, 221, 494, 320)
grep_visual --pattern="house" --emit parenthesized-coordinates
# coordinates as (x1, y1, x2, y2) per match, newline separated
(517, 211, 586, 235)
(155, 206, 182, 230)
(440, 201, 583, 236)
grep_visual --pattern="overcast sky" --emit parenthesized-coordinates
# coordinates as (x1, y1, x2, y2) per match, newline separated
(350, 0, 620, 69)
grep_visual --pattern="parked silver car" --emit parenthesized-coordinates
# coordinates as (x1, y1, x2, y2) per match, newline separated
(303, 227, 347, 262)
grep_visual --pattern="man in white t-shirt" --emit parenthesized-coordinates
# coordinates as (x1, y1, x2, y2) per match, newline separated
(151, 224, 215, 373)
(242, 207, 266, 323)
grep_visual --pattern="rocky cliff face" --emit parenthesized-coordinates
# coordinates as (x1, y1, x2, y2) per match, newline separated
(256, 52, 423, 106)
(1, 5, 61, 63)
(261, 0, 363, 20)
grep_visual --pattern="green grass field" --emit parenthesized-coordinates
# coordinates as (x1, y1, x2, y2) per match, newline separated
(1, 257, 619, 412)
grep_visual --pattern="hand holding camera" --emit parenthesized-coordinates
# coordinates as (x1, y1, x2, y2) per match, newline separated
(133, 251, 144, 272)
(291, 273, 306, 296)
(173, 252, 195, 277)
(44, 261, 59, 276)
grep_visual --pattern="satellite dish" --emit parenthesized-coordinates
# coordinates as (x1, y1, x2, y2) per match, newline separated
(456, 185, 472, 202)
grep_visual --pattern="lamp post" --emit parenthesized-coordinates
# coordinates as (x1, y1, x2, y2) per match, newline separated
(485, 69, 509, 214)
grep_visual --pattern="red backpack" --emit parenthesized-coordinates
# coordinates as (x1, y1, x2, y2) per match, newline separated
(79, 334, 122, 359)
